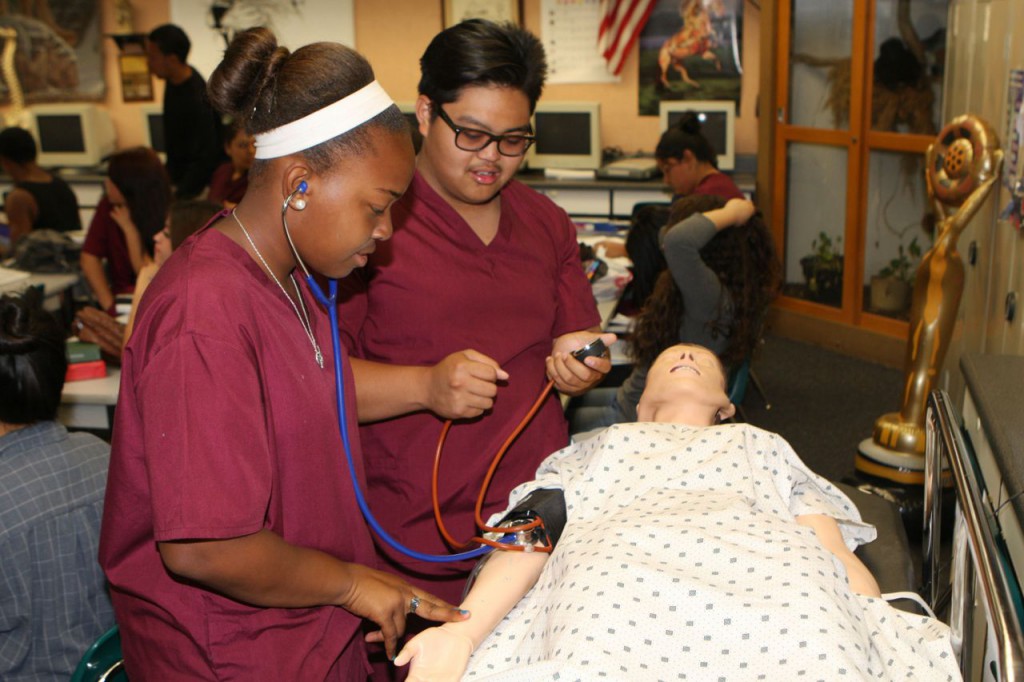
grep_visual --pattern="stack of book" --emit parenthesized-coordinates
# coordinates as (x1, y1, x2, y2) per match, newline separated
(65, 340, 106, 382)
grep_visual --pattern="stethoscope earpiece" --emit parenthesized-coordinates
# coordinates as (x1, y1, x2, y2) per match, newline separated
(288, 180, 308, 211)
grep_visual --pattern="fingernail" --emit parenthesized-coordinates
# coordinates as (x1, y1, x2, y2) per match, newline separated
(460, 609, 470, 615)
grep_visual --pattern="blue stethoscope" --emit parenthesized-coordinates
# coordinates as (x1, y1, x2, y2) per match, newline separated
(281, 182, 493, 563)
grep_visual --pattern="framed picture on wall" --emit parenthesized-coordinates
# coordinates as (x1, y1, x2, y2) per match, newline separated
(118, 52, 153, 102)
(443, 0, 521, 28)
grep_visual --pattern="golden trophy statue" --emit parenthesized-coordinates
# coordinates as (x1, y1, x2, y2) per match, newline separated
(857, 114, 1003, 484)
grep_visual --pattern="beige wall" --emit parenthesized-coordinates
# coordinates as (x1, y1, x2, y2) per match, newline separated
(87, 0, 759, 158)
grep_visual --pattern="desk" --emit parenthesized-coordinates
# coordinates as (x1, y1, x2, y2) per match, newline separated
(60, 368, 120, 430)
(0, 269, 78, 316)
(519, 172, 757, 219)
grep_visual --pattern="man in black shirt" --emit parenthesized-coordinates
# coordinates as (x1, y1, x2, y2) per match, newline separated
(146, 24, 224, 199)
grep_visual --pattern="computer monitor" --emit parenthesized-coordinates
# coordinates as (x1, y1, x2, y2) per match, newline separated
(658, 100, 735, 172)
(527, 102, 602, 171)
(28, 104, 116, 169)
(139, 103, 165, 156)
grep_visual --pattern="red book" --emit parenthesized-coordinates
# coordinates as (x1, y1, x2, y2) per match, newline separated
(65, 359, 107, 382)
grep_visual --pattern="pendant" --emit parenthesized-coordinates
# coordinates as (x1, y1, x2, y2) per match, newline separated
(315, 347, 324, 369)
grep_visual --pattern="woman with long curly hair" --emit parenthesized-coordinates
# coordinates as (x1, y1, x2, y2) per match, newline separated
(571, 195, 781, 432)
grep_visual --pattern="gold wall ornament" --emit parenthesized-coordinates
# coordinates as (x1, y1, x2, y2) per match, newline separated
(857, 115, 1003, 483)
(0, 27, 27, 128)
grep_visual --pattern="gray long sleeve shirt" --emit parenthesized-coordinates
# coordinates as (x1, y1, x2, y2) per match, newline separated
(612, 213, 733, 421)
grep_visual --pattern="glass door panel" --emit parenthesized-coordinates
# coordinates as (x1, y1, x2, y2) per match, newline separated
(788, 0, 855, 130)
(870, 0, 948, 135)
(783, 142, 848, 308)
(862, 149, 932, 320)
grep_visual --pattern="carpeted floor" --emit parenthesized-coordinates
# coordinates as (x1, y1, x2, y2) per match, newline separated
(735, 334, 904, 484)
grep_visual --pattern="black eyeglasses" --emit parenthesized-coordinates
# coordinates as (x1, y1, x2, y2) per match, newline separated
(434, 104, 535, 157)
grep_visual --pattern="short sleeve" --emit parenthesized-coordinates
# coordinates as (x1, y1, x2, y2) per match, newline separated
(81, 196, 113, 259)
(551, 209, 601, 336)
(776, 433, 876, 550)
(136, 332, 271, 540)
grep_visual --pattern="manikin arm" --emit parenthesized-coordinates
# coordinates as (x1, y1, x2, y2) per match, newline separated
(795, 513, 881, 598)
(395, 549, 549, 681)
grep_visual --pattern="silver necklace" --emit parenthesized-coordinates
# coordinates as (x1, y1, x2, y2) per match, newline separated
(232, 209, 324, 369)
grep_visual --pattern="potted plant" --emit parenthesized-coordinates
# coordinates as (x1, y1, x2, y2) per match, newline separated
(870, 237, 921, 313)
(800, 232, 844, 305)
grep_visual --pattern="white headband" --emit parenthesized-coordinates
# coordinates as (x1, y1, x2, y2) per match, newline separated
(254, 80, 395, 159)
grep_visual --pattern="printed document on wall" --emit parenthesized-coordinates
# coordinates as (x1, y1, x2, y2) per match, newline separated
(542, 0, 620, 84)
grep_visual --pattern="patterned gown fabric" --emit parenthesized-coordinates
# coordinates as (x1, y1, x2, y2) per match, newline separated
(466, 422, 959, 681)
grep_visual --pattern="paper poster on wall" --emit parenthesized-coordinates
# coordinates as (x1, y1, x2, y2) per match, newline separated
(1000, 69, 1024, 231)
(444, 0, 521, 27)
(636, 0, 742, 116)
(541, 0, 619, 85)
(0, 0, 105, 103)
(170, 0, 355, 85)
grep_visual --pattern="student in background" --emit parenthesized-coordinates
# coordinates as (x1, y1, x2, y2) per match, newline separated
(79, 147, 172, 316)
(100, 27, 466, 680)
(75, 199, 222, 358)
(656, 111, 744, 201)
(0, 290, 114, 681)
(146, 23, 224, 199)
(570, 196, 779, 433)
(338, 20, 614, 677)
(0, 126, 80, 251)
(593, 203, 672, 314)
(207, 119, 255, 208)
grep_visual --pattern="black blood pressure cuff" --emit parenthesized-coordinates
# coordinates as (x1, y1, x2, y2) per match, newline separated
(498, 487, 567, 550)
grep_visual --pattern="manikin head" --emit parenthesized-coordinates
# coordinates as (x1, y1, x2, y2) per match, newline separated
(636, 343, 735, 426)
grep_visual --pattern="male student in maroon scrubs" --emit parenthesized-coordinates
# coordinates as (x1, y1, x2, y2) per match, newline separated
(338, 19, 614, 677)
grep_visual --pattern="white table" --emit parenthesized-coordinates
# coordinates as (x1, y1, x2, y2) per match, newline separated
(0, 268, 79, 313)
(59, 368, 120, 430)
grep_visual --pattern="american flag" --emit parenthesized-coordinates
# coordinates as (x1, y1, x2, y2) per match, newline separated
(598, 0, 658, 76)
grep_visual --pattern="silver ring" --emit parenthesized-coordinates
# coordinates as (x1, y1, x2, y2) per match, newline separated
(409, 596, 420, 614)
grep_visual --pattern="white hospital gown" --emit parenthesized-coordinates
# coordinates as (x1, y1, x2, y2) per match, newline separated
(465, 422, 959, 681)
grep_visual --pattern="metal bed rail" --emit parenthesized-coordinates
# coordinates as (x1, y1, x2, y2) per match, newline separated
(924, 390, 1024, 681)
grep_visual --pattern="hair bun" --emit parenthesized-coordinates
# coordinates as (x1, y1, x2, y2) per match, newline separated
(208, 27, 291, 127)
(0, 294, 41, 354)
(676, 111, 702, 135)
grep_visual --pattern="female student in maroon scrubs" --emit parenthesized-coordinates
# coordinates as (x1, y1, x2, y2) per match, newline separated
(99, 28, 466, 680)
(656, 111, 744, 201)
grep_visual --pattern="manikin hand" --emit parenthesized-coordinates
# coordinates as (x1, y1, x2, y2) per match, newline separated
(546, 331, 617, 396)
(427, 349, 509, 419)
(395, 625, 475, 681)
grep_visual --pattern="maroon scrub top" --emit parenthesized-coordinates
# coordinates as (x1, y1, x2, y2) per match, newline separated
(338, 172, 601, 604)
(695, 171, 745, 201)
(99, 226, 376, 680)
(81, 195, 136, 296)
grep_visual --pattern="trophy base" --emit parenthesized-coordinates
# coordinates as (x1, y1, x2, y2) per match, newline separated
(855, 438, 926, 485)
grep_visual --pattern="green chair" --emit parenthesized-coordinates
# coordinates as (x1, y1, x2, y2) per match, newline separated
(726, 358, 751, 422)
(70, 625, 126, 682)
